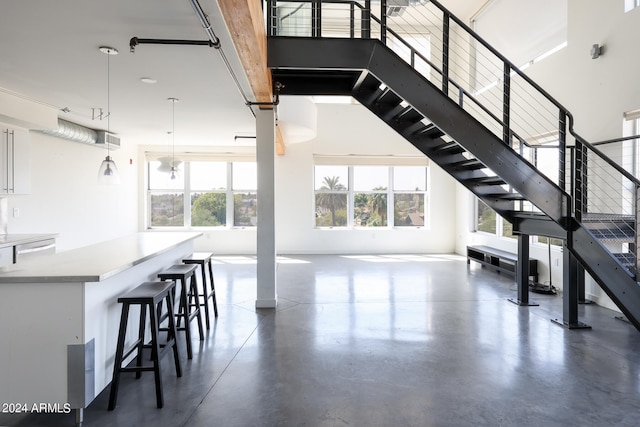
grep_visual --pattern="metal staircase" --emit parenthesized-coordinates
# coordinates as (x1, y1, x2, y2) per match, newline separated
(265, 0, 640, 331)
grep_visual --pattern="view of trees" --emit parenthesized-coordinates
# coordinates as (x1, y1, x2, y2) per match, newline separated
(316, 176, 347, 227)
(150, 193, 184, 226)
(316, 176, 426, 227)
(393, 193, 424, 226)
(354, 187, 388, 226)
(191, 192, 226, 226)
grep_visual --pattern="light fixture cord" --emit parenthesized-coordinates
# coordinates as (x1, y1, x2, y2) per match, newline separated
(106, 51, 111, 159)
(171, 99, 175, 166)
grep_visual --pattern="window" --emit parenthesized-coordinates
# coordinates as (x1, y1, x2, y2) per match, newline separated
(314, 166, 349, 227)
(476, 199, 496, 234)
(475, 199, 516, 239)
(393, 166, 426, 227)
(314, 164, 428, 228)
(190, 162, 227, 227)
(354, 166, 388, 227)
(625, 0, 640, 12)
(148, 160, 185, 227)
(147, 159, 256, 229)
(232, 162, 258, 227)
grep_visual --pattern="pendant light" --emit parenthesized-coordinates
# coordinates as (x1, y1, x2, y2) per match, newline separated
(97, 46, 121, 185)
(168, 97, 180, 180)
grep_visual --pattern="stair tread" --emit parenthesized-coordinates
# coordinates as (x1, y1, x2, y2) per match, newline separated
(484, 193, 525, 200)
(467, 176, 505, 185)
(449, 159, 485, 169)
(588, 229, 635, 241)
(582, 213, 635, 222)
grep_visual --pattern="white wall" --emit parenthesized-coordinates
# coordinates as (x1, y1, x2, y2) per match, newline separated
(456, 1, 640, 309)
(274, 103, 457, 254)
(6, 130, 138, 251)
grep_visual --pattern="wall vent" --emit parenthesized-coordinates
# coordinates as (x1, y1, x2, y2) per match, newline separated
(96, 130, 121, 150)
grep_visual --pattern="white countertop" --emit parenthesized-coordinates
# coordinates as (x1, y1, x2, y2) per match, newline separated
(0, 232, 201, 283)
(0, 233, 58, 249)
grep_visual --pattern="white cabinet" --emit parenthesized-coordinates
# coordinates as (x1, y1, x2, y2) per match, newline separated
(0, 246, 13, 267)
(1, 127, 30, 194)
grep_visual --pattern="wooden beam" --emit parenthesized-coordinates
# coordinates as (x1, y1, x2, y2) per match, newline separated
(218, 0, 284, 154)
(218, 0, 271, 102)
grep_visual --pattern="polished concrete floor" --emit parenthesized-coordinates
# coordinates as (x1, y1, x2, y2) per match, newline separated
(3, 254, 640, 427)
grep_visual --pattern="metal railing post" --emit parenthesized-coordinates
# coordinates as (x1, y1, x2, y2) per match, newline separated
(574, 141, 585, 222)
(502, 62, 511, 146)
(266, 0, 275, 36)
(312, 0, 321, 37)
(380, 0, 387, 44)
(442, 12, 450, 96)
(362, 0, 371, 39)
(559, 110, 567, 193)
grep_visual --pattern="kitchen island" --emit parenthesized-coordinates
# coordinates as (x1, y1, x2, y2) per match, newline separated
(0, 231, 201, 425)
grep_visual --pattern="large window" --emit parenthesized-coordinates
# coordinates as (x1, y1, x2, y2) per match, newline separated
(148, 159, 256, 229)
(625, 0, 640, 12)
(314, 163, 428, 228)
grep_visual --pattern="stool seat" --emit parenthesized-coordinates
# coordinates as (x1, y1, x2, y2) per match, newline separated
(118, 280, 175, 303)
(108, 281, 181, 410)
(158, 263, 198, 278)
(158, 264, 204, 359)
(182, 252, 218, 329)
(183, 252, 212, 262)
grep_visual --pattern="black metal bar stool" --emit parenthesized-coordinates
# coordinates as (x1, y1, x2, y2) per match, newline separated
(158, 264, 204, 359)
(182, 252, 219, 329)
(108, 280, 181, 410)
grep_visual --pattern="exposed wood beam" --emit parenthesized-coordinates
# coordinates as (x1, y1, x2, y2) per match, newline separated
(218, 0, 285, 155)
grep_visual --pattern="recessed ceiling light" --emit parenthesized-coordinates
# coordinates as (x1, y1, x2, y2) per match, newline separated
(140, 77, 157, 84)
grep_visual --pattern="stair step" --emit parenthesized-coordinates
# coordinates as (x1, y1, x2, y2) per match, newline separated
(484, 193, 526, 201)
(587, 228, 635, 242)
(614, 253, 636, 268)
(413, 124, 444, 140)
(582, 213, 634, 222)
(449, 158, 485, 170)
(376, 89, 403, 107)
(435, 142, 465, 155)
(394, 107, 423, 124)
(381, 104, 411, 122)
(400, 120, 430, 136)
(466, 176, 505, 186)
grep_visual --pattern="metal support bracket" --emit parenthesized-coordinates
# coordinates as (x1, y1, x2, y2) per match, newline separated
(129, 37, 219, 53)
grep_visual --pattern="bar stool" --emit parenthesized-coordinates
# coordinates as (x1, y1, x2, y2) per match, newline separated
(108, 281, 181, 410)
(182, 252, 219, 329)
(158, 264, 204, 359)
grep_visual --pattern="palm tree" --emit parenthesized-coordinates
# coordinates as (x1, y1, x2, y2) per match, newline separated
(370, 187, 388, 226)
(317, 176, 346, 226)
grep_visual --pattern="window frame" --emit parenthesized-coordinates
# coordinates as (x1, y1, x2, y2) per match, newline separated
(313, 162, 429, 229)
(146, 157, 257, 230)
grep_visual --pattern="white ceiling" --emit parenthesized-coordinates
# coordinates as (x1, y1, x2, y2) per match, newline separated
(0, 0, 486, 148)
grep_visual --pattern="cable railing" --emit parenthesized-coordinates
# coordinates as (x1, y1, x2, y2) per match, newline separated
(266, 0, 640, 278)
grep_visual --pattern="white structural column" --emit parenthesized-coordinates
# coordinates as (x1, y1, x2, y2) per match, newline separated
(255, 108, 277, 308)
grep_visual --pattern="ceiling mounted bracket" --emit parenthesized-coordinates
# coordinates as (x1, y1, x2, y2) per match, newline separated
(129, 37, 220, 53)
(246, 82, 284, 107)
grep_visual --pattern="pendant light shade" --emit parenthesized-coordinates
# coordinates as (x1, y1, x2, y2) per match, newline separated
(98, 156, 121, 184)
(97, 46, 121, 185)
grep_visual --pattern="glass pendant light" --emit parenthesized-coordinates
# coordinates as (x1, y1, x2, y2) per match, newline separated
(97, 46, 121, 185)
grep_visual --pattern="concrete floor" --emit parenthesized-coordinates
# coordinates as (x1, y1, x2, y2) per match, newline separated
(3, 253, 640, 426)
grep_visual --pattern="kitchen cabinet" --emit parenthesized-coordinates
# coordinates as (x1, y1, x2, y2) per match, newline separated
(1, 127, 31, 194)
(0, 246, 12, 267)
